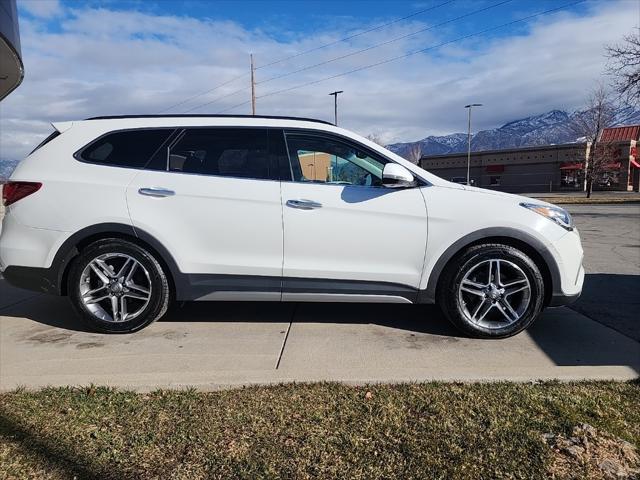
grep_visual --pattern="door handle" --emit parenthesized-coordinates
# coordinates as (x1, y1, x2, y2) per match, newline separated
(286, 199, 323, 210)
(138, 187, 175, 198)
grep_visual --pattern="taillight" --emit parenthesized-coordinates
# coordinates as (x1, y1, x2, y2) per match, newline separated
(2, 182, 42, 206)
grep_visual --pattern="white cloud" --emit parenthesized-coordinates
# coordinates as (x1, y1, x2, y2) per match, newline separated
(0, 0, 637, 160)
(20, 0, 63, 19)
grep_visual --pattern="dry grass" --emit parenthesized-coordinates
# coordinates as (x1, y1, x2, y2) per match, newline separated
(1, 381, 639, 479)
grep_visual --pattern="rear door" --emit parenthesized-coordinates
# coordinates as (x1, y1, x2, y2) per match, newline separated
(126, 127, 285, 301)
(280, 131, 428, 302)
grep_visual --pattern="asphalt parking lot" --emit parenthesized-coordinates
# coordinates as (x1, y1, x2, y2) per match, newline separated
(1, 203, 638, 390)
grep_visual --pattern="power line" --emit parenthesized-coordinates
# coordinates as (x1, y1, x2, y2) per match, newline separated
(195, 0, 510, 114)
(218, 1, 586, 114)
(256, 0, 456, 71)
(162, 1, 456, 113)
(184, 85, 249, 113)
(159, 71, 249, 113)
(256, 0, 513, 86)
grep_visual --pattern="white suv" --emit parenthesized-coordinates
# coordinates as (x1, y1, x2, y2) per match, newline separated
(0, 115, 584, 337)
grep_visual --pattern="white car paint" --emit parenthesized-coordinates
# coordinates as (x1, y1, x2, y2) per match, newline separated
(1, 115, 584, 308)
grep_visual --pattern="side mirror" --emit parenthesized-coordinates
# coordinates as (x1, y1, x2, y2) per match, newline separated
(382, 163, 415, 187)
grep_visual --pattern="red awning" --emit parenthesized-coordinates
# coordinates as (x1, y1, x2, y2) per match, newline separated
(560, 162, 583, 170)
(603, 162, 621, 170)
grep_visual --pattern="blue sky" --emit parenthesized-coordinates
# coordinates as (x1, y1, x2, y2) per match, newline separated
(20, 0, 596, 47)
(1, 0, 638, 160)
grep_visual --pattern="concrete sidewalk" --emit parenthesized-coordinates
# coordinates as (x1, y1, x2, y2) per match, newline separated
(1, 281, 638, 391)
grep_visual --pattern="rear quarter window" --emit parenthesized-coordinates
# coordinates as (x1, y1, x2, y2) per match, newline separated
(77, 129, 174, 169)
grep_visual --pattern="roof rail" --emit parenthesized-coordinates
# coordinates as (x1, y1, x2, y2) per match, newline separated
(84, 114, 333, 125)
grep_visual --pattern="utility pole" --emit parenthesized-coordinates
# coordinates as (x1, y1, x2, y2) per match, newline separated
(329, 90, 343, 125)
(464, 103, 482, 186)
(250, 53, 256, 116)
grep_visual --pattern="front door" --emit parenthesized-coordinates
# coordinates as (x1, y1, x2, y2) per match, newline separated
(126, 127, 284, 301)
(280, 132, 428, 302)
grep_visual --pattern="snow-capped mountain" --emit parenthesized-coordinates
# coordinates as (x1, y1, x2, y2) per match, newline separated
(387, 108, 640, 162)
(0, 159, 19, 182)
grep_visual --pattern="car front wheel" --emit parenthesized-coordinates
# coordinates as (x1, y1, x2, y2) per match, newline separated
(438, 243, 545, 338)
(68, 238, 170, 333)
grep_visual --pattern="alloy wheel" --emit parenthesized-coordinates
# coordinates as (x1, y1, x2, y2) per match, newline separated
(79, 253, 152, 322)
(457, 258, 531, 330)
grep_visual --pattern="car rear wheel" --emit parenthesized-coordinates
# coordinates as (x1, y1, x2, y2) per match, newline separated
(437, 243, 545, 339)
(68, 238, 170, 333)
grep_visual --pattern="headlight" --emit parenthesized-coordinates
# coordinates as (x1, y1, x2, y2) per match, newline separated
(520, 202, 573, 231)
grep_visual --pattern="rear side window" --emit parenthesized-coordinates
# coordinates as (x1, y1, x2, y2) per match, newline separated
(78, 129, 173, 169)
(168, 128, 273, 180)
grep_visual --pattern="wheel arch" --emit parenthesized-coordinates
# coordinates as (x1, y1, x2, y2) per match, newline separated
(53, 223, 185, 298)
(421, 227, 560, 306)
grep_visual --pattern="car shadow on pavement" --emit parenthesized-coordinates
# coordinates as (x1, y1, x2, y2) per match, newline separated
(0, 278, 459, 336)
(569, 273, 640, 342)
(1, 277, 638, 371)
(165, 300, 463, 337)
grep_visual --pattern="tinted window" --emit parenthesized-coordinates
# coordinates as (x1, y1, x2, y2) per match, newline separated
(79, 129, 173, 169)
(286, 134, 388, 186)
(169, 128, 272, 180)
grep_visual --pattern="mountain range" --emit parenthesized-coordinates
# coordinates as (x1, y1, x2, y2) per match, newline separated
(386, 107, 640, 162)
(1, 108, 639, 180)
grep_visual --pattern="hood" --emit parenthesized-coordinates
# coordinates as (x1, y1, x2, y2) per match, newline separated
(458, 184, 557, 208)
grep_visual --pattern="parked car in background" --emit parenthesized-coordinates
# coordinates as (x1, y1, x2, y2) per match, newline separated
(0, 115, 584, 338)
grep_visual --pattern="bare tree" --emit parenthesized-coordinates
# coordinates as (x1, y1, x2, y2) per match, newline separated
(365, 133, 385, 146)
(404, 142, 422, 165)
(571, 84, 616, 198)
(605, 28, 640, 106)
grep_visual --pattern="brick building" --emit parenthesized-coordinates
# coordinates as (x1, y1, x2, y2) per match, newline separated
(419, 125, 639, 193)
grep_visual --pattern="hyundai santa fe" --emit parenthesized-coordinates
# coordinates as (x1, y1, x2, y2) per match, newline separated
(0, 115, 584, 338)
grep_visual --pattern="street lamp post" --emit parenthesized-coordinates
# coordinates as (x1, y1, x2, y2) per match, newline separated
(329, 90, 344, 126)
(464, 103, 482, 186)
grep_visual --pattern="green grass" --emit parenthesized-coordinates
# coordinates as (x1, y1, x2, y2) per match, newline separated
(1, 381, 639, 479)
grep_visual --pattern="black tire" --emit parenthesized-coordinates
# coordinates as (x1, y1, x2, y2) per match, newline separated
(68, 238, 170, 333)
(437, 243, 545, 339)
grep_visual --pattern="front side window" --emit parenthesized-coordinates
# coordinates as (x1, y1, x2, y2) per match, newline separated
(168, 128, 273, 180)
(285, 134, 388, 187)
(78, 129, 173, 169)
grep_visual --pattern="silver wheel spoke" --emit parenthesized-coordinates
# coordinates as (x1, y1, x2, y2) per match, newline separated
(89, 262, 111, 284)
(494, 260, 502, 286)
(123, 292, 149, 301)
(120, 296, 128, 322)
(460, 283, 485, 297)
(116, 257, 134, 280)
(125, 262, 138, 283)
(505, 284, 529, 296)
(497, 298, 519, 323)
(82, 285, 109, 304)
(502, 278, 527, 288)
(85, 293, 111, 305)
(458, 258, 532, 329)
(110, 295, 120, 322)
(82, 285, 107, 298)
(96, 258, 115, 277)
(79, 253, 152, 323)
(126, 282, 150, 296)
(471, 299, 493, 323)
(487, 260, 494, 285)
